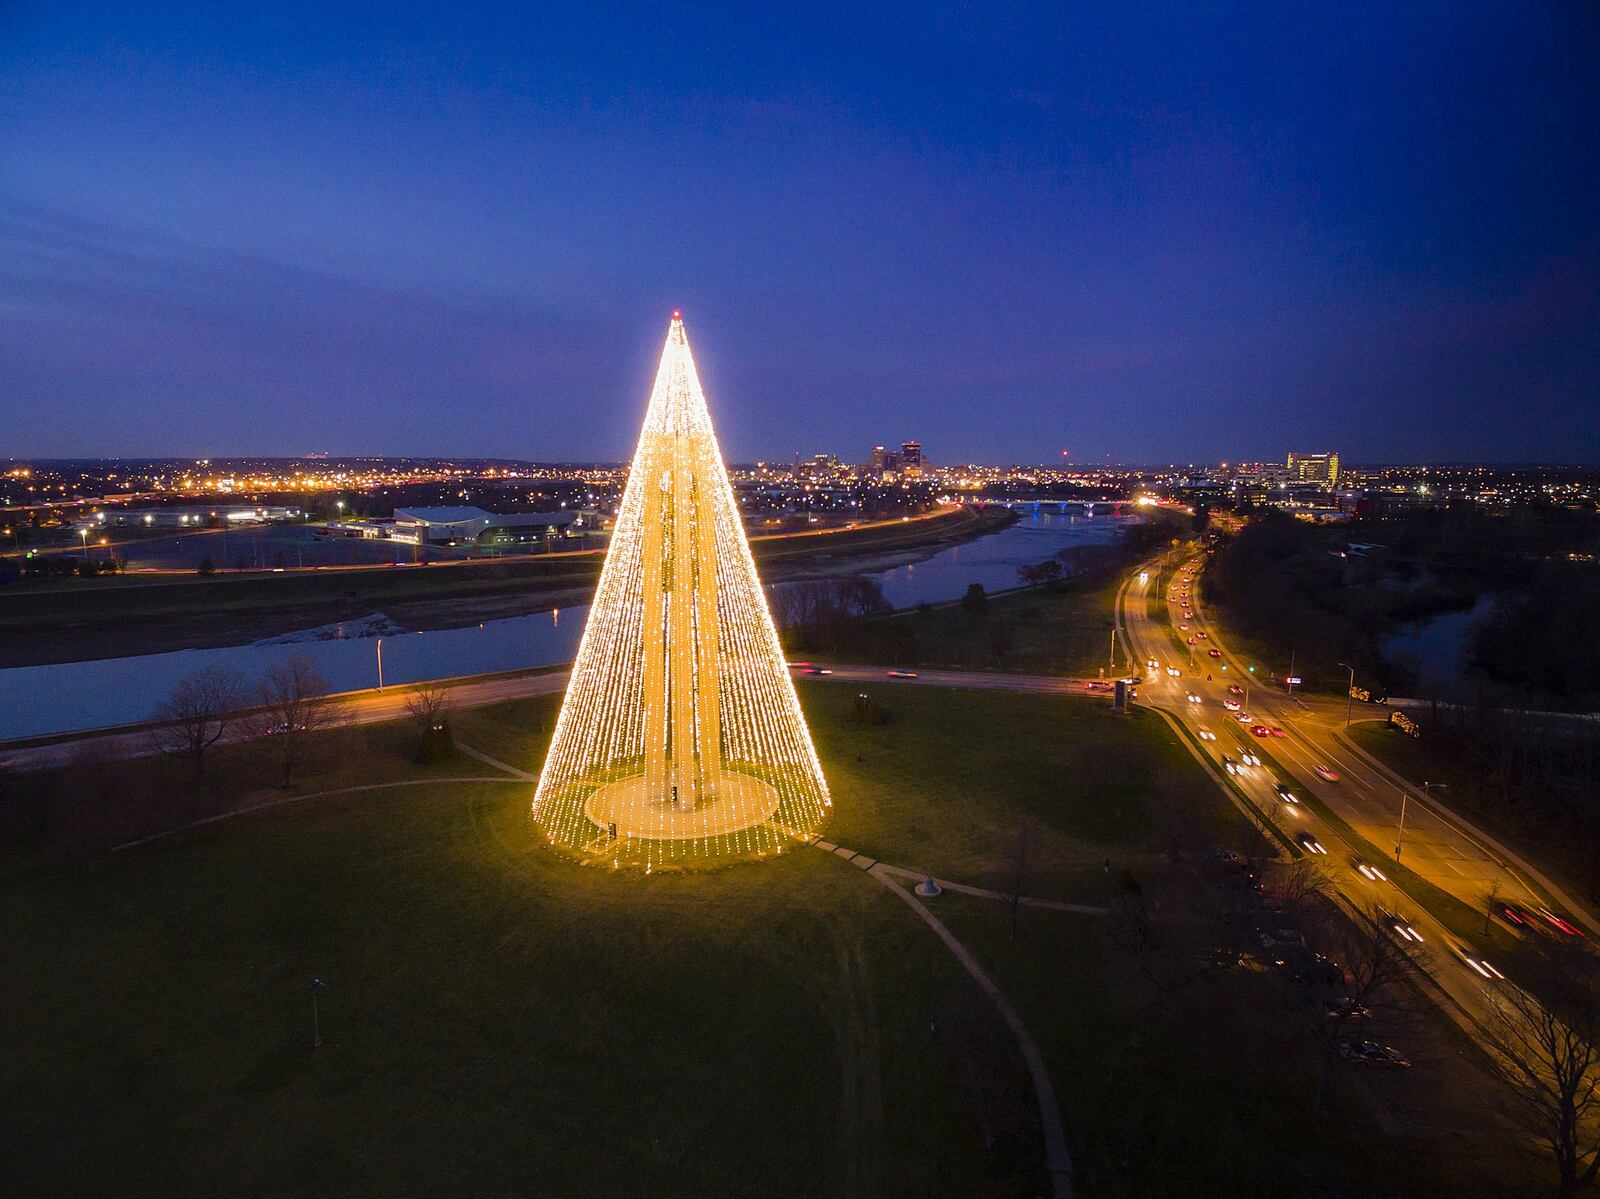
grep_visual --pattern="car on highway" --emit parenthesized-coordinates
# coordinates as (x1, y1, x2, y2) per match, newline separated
(1186, 692, 1202, 704)
(1381, 910, 1424, 943)
(1313, 765, 1341, 782)
(787, 661, 812, 669)
(1224, 699, 1242, 711)
(1274, 782, 1300, 805)
(1352, 857, 1388, 882)
(1250, 724, 1272, 737)
(1498, 903, 1531, 929)
(1147, 657, 1159, 669)
(1166, 665, 1181, 677)
(1227, 684, 1244, 697)
(1454, 945, 1505, 980)
(1239, 748, 1261, 767)
(1267, 726, 1287, 737)
(1537, 908, 1584, 937)
(1196, 630, 1208, 639)
(1296, 832, 1327, 855)
(1179, 623, 1190, 630)
(885, 670, 918, 679)
(801, 666, 833, 675)
(1198, 727, 1217, 741)
(1222, 755, 1239, 776)
(1338, 1040, 1410, 1069)
(1186, 636, 1197, 645)
(1235, 712, 1254, 724)
(1207, 649, 1223, 658)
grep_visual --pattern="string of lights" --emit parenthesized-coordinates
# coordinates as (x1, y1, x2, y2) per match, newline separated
(532, 313, 832, 868)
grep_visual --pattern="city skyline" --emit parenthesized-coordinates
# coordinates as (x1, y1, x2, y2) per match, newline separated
(5, 4, 1598, 464)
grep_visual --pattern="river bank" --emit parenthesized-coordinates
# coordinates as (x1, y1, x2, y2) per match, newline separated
(0, 504, 1012, 668)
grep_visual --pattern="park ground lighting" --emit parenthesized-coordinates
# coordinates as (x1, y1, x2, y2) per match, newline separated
(531, 313, 832, 869)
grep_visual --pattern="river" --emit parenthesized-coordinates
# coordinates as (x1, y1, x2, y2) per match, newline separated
(0, 507, 1138, 739)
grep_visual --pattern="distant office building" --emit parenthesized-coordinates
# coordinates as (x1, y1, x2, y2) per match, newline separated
(1287, 451, 1340, 486)
(385, 502, 576, 544)
(901, 441, 923, 476)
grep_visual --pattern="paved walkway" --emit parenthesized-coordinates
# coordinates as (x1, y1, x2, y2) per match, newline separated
(455, 743, 536, 780)
(801, 833, 1078, 1198)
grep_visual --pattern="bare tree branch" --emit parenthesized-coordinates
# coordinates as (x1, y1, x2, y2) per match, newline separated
(148, 666, 247, 776)
(1478, 944, 1600, 1196)
(246, 657, 347, 788)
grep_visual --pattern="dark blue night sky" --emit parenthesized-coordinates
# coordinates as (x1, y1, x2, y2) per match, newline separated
(3, 2, 1597, 463)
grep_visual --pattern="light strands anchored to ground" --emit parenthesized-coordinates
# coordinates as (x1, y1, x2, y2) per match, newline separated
(531, 313, 832, 868)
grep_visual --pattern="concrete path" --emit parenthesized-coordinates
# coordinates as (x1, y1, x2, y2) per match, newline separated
(803, 834, 1077, 1197)
(455, 743, 536, 780)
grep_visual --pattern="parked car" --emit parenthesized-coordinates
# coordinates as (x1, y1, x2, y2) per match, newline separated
(1338, 1040, 1410, 1069)
(1323, 998, 1372, 1020)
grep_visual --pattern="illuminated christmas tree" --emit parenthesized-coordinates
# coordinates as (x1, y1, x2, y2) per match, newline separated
(532, 312, 832, 867)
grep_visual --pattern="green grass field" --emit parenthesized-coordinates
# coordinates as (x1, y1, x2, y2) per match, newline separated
(0, 686, 1536, 1195)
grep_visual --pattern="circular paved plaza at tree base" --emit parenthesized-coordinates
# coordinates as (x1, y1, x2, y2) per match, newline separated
(583, 771, 781, 841)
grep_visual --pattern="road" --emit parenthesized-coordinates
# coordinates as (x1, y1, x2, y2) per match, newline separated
(1114, 549, 1596, 1032)
(9, 568, 1583, 1037)
(1, 669, 578, 772)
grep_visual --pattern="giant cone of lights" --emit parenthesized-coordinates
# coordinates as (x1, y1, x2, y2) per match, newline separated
(532, 313, 831, 867)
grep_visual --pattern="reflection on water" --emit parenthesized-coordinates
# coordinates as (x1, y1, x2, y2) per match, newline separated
(0, 508, 1137, 739)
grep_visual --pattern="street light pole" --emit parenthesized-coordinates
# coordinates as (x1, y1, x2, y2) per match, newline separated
(1395, 789, 1409, 862)
(1339, 662, 1355, 728)
(310, 977, 327, 1049)
(1108, 625, 1118, 676)
(79, 528, 90, 565)
(376, 637, 385, 691)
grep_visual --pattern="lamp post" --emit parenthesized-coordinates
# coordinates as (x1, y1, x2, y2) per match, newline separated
(376, 637, 385, 691)
(79, 527, 90, 565)
(310, 977, 327, 1049)
(1339, 661, 1356, 728)
(1396, 780, 1445, 862)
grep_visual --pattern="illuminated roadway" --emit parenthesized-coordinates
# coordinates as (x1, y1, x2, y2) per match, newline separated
(1115, 549, 1598, 1033)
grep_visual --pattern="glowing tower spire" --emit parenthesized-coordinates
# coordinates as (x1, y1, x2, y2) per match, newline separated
(532, 312, 831, 867)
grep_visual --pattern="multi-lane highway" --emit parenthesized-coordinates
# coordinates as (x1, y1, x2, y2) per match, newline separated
(1116, 549, 1596, 1029)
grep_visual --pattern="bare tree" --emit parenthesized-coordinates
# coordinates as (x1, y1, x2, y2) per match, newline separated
(1479, 944, 1600, 1197)
(149, 666, 247, 777)
(248, 657, 346, 787)
(405, 682, 455, 763)
(1285, 898, 1426, 1113)
(1107, 869, 1218, 1015)
(405, 682, 451, 732)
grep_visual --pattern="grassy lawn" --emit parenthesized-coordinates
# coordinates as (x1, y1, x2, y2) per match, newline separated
(0, 683, 1537, 1195)
(935, 892, 1541, 1197)
(453, 680, 1261, 904)
(2, 786, 1004, 1196)
(795, 571, 1128, 677)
